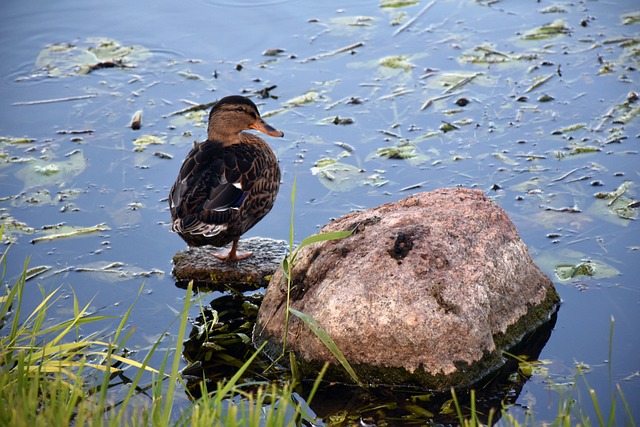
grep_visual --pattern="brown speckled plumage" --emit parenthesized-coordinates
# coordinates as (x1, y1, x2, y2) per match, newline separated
(169, 95, 283, 262)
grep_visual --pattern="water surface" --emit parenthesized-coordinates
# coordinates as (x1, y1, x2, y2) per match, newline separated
(1, 0, 638, 424)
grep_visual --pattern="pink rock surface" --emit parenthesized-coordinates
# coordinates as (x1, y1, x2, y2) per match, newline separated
(254, 188, 559, 389)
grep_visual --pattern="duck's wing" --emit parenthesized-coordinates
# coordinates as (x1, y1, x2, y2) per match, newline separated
(169, 141, 252, 236)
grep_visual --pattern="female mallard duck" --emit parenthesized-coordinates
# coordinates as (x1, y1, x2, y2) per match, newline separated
(169, 95, 283, 262)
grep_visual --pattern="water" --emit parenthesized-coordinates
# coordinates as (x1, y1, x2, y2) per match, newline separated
(1, 0, 639, 424)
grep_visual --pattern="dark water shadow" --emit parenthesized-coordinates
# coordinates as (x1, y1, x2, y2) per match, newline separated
(180, 286, 559, 425)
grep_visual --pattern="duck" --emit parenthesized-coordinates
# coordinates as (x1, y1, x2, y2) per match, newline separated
(169, 95, 283, 262)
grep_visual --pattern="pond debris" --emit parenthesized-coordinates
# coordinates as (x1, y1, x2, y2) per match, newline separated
(521, 19, 571, 40)
(621, 11, 640, 25)
(12, 94, 97, 106)
(378, 88, 414, 100)
(551, 122, 587, 135)
(262, 48, 286, 57)
(0, 213, 36, 243)
(16, 151, 87, 189)
(541, 204, 581, 213)
(52, 261, 165, 282)
(420, 92, 456, 111)
(332, 116, 355, 125)
(35, 164, 59, 176)
(555, 145, 602, 158)
(538, 4, 568, 14)
(153, 151, 173, 159)
(130, 110, 143, 130)
(493, 153, 519, 166)
(30, 222, 110, 244)
(311, 161, 365, 192)
(168, 100, 217, 116)
(379, 55, 414, 72)
(443, 72, 483, 94)
(595, 181, 633, 205)
(555, 259, 620, 281)
(335, 141, 355, 152)
(56, 129, 94, 135)
(373, 142, 431, 166)
(33, 37, 151, 77)
(459, 44, 538, 64)
(301, 41, 364, 63)
(0, 136, 36, 145)
(285, 90, 320, 106)
(551, 166, 586, 182)
(254, 85, 279, 99)
(25, 265, 52, 281)
(380, 0, 420, 8)
(133, 135, 164, 152)
(593, 181, 638, 220)
(614, 102, 640, 125)
(399, 182, 426, 192)
(392, 0, 436, 36)
(524, 73, 554, 93)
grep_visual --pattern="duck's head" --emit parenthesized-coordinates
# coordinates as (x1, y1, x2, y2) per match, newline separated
(207, 95, 284, 141)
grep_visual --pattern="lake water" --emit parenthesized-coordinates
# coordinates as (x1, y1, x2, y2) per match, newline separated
(1, 0, 639, 424)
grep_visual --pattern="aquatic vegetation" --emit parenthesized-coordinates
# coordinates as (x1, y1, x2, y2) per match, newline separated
(33, 37, 151, 77)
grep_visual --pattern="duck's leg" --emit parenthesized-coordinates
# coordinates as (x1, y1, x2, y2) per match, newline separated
(214, 238, 253, 263)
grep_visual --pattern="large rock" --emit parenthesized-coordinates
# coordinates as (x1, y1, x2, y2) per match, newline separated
(253, 188, 559, 390)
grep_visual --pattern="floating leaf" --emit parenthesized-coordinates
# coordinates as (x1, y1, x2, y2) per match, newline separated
(0, 136, 35, 145)
(459, 44, 538, 64)
(285, 91, 319, 106)
(15, 151, 86, 189)
(311, 162, 365, 192)
(551, 123, 587, 134)
(34, 37, 151, 77)
(380, 0, 419, 8)
(590, 181, 638, 222)
(66, 261, 164, 282)
(329, 15, 375, 29)
(537, 248, 621, 281)
(622, 11, 640, 25)
(315, 158, 337, 168)
(25, 265, 52, 281)
(539, 4, 568, 14)
(379, 55, 414, 72)
(31, 222, 110, 244)
(0, 213, 36, 243)
(555, 260, 619, 281)
(376, 144, 418, 160)
(363, 173, 389, 188)
(35, 164, 60, 176)
(493, 153, 519, 166)
(521, 19, 571, 40)
(556, 145, 601, 158)
(614, 103, 640, 124)
(133, 135, 164, 152)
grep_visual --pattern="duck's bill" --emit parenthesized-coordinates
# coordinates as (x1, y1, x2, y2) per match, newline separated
(250, 118, 284, 137)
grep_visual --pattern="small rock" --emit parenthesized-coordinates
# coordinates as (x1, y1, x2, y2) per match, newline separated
(172, 237, 288, 291)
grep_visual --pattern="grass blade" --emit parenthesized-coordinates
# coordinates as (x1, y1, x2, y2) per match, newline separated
(289, 307, 363, 387)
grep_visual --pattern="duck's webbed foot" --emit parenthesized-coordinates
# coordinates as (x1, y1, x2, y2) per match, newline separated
(213, 239, 253, 263)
